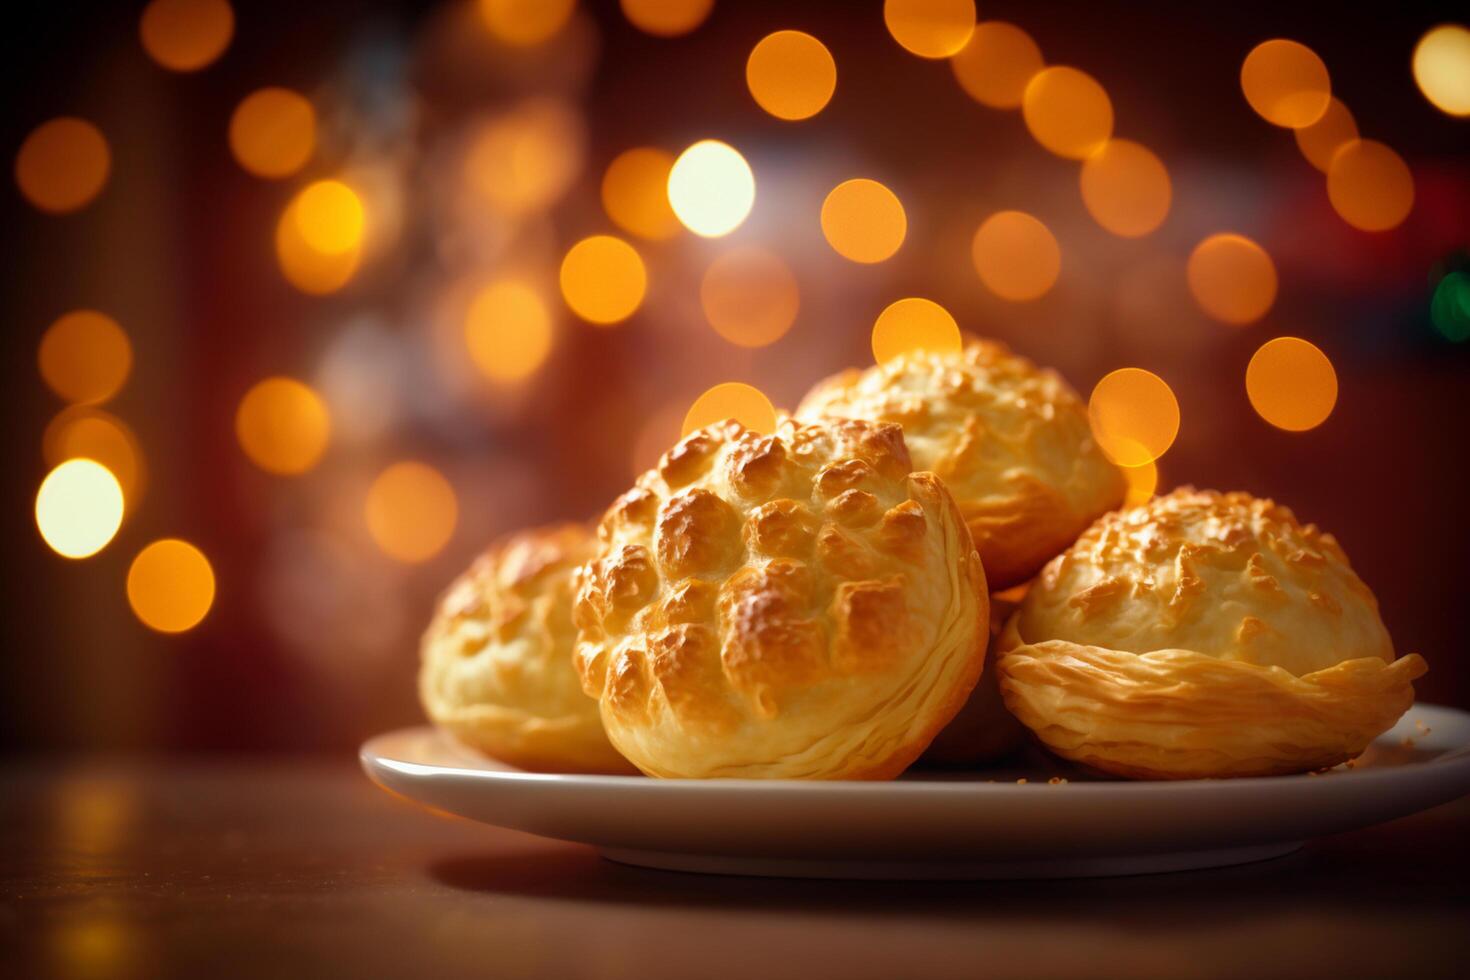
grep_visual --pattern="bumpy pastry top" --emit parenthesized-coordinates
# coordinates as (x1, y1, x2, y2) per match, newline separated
(1014, 488, 1392, 675)
(420, 524, 633, 774)
(573, 416, 988, 779)
(796, 341, 1125, 589)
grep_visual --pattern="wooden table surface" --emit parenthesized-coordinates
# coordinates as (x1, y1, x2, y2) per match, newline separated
(2, 760, 1466, 980)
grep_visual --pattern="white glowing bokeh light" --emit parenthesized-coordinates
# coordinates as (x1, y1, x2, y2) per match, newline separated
(667, 140, 756, 237)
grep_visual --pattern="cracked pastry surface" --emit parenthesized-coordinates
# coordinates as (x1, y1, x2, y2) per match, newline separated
(573, 416, 988, 779)
(998, 488, 1427, 779)
(796, 341, 1126, 590)
(420, 523, 635, 774)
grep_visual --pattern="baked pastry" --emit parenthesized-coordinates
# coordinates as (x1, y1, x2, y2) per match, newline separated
(997, 488, 1427, 779)
(797, 341, 1126, 590)
(573, 417, 988, 779)
(420, 524, 635, 774)
(923, 584, 1028, 766)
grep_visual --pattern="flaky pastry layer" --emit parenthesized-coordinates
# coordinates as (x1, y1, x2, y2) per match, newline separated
(796, 341, 1125, 589)
(574, 417, 988, 779)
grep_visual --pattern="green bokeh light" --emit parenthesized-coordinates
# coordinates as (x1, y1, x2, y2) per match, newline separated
(1430, 271, 1470, 343)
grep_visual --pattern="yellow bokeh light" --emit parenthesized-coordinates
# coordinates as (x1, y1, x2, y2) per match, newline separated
(364, 462, 458, 563)
(601, 147, 680, 240)
(228, 87, 316, 179)
(1246, 337, 1338, 432)
(465, 281, 554, 382)
(821, 178, 907, 264)
(746, 30, 837, 121)
(559, 235, 647, 325)
(682, 383, 778, 437)
(1240, 39, 1330, 129)
(15, 117, 111, 214)
(950, 21, 1044, 109)
(35, 459, 124, 560)
(127, 539, 216, 633)
(139, 0, 234, 72)
(38, 311, 132, 405)
(971, 211, 1061, 302)
(293, 180, 365, 255)
(667, 139, 755, 238)
(235, 377, 332, 475)
(477, 0, 574, 47)
(1079, 139, 1172, 238)
(1327, 139, 1415, 233)
(44, 408, 145, 508)
(464, 99, 584, 219)
(1413, 25, 1470, 117)
(884, 0, 976, 60)
(1122, 454, 1158, 508)
(1293, 97, 1357, 173)
(1022, 66, 1114, 159)
(620, 0, 714, 37)
(1186, 233, 1277, 325)
(276, 191, 361, 294)
(871, 297, 962, 364)
(1089, 368, 1180, 468)
(701, 246, 800, 349)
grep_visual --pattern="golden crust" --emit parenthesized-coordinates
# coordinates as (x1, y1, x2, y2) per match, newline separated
(796, 341, 1126, 590)
(419, 524, 635, 774)
(998, 488, 1427, 779)
(575, 417, 989, 779)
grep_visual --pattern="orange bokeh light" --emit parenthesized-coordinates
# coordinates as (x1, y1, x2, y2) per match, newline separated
(1246, 337, 1338, 432)
(139, 0, 234, 72)
(276, 187, 362, 294)
(701, 247, 800, 349)
(1186, 233, 1277, 325)
(884, 0, 976, 60)
(477, 0, 574, 47)
(1413, 24, 1470, 117)
(1326, 139, 1415, 232)
(1079, 139, 1172, 238)
(229, 87, 316, 179)
(43, 407, 146, 509)
(821, 179, 907, 264)
(871, 298, 962, 364)
(38, 311, 132, 405)
(559, 235, 647, 325)
(620, 0, 715, 37)
(364, 463, 459, 563)
(464, 281, 555, 382)
(464, 98, 584, 219)
(235, 377, 332, 475)
(682, 383, 778, 437)
(1088, 368, 1181, 467)
(1240, 39, 1331, 129)
(601, 147, 681, 241)
(1022, 66, 1113, 159)
(15, 118, 110, 215)
(971, 211, 1061, 302)
(950, 21, 1043, 109)
(127, 539, 216, 632)
(746, 30, 837, 121)
(1293, 97, 1357, 173)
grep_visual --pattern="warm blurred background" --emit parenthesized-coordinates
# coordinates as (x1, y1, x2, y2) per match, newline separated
(3, 0, 1467, 757)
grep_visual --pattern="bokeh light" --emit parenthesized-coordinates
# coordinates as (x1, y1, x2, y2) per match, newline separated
(971, 211, 1061, 302)
(35, 460, 124, 560)
(667, 139, 755, 237)
(1293, 97, 1357, 173)
(1078, 139, 1171, 238)
(1022, 66, 1113, 159)
(127, 539, 216, 633)
(38, 311, 132, 405)
(14, 118, 111, 214)
(871, 298, 962, 364)
(1122, 455, 1159, 508)
(464, 281, 555, 381)
(820, 178, 906, 264)
(139, 0, 234, 72)
(1240, 39, 1331, 129)
(1246, 337, 1338, 432)
(43, 408, 145, 508)
(682, 383, 778, 436)
(235, 377, 332, 475)
(884, 0, 976, 60)
(701, 246, 799, 348)
(1431, 270, 1470, 343)
(559, 235, 647, 325)
(1186, 233, 1277, 325)
(293, 180, 366, 255)
(1327, 139, 1415, 232)
(464, 98, 584, 218)
(620, 0, 715, 37)
(746, 30, 837, 121)
(364, 462, 459, 563)
(1088, 368, 1180, 467)
(477, 0, 573, 47)
(950, 21, 1043, 109)
(228, 87, 316, 179)
(1412, 24, 1470, 117)
(601, 147, 680, 240)
(276, 194, 361, 295)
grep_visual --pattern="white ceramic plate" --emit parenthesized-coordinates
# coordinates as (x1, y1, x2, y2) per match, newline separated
(361, 702, 1470, 879)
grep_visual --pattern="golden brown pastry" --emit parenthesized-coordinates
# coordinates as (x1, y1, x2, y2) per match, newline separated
(797, 341, 1126, 590)
(573, 417, 988, 779)
(998, 488, 1427, 779)
(420, 524, 635, 774)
